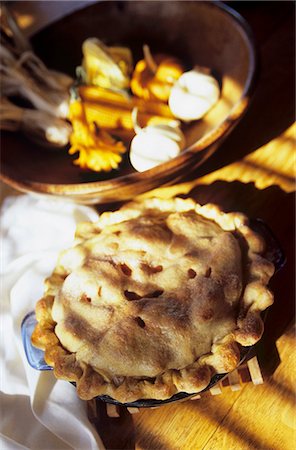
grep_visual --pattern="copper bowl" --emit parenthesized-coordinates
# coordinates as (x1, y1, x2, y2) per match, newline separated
(1, 1, 257, 204)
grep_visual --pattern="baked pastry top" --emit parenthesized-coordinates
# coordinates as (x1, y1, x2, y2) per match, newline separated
(31, 197, 275, 402)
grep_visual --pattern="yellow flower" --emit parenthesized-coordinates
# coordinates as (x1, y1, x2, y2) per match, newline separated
(68, 99, 126, 172)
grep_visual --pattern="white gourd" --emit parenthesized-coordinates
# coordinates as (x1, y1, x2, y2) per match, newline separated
(168, 66, 220, 121)
(129, 113, 185, 172)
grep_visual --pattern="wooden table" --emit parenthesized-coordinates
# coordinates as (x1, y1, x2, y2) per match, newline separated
(88, 2, 296, 448)
(3, 2, 296, 449)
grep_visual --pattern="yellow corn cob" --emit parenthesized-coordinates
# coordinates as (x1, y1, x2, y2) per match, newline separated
(82, 100, 174, 131)
(78, 85, 174, 119)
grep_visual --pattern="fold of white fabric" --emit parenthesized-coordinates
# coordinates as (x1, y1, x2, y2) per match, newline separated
(0, 194, 105, 450)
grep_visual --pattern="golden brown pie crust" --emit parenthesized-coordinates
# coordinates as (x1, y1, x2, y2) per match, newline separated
(31, 198, 274, 402)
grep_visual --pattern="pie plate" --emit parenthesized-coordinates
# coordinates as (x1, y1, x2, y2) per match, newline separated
(21, 219, 285, 407)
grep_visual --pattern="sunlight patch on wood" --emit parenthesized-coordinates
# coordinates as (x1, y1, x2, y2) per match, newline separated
(197, 124, 296, 193)
(139, 124, 295, 201)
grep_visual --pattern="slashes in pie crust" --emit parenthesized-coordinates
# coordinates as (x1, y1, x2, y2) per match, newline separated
(31, 198, 274, 402)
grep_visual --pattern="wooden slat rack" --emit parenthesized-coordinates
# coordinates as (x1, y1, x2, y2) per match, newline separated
(88, 355, 264, 418)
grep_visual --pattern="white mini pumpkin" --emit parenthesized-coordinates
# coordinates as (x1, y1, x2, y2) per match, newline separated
(169, 66, 220, 122)
(129, 111, 185, 172)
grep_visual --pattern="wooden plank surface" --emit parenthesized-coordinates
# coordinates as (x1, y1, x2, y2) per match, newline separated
(92, 323, 296, 450)
(92, 2, 296, 448)
(2, 2, 296, 449)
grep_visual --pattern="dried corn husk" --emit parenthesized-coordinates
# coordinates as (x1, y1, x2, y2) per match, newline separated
(0, 3, 32, 56)
(0, 97, 72, 147)
(0, 46, 71, 118)
(18, 51, 73, 91)
(82, 38, 133, 90)
(1, 4, 72, 88)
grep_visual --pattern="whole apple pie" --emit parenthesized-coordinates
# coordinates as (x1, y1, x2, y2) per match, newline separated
(31, 197, 274, 403)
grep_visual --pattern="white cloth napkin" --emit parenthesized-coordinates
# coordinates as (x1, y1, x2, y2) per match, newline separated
(0, 194, 105, 450)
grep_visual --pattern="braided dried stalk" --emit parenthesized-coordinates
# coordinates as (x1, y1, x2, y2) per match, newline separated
(1, 98, 72, 147)
(0, 46, 71, 118)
